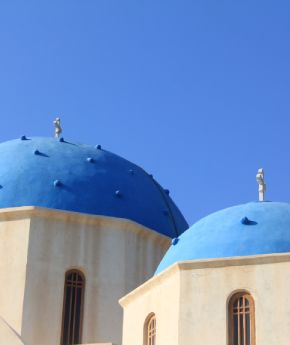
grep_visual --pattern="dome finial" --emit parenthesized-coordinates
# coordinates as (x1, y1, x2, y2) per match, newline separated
(256, 168, 266, 201)
(53, 117, 62, 138)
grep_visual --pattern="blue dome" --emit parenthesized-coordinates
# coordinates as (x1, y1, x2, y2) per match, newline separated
(0, 137, 188, 237)
(156, 202, 290, 273)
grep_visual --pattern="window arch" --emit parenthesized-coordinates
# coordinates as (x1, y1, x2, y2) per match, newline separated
(144, 313, 156, 345)
(228, 292, 255, 345)
(60, 269, 85, 345)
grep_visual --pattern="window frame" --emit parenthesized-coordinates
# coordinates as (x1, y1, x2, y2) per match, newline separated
(144, 313, 156, 345)
(228, 291, 255, 345)
(60, 269, 85, 345)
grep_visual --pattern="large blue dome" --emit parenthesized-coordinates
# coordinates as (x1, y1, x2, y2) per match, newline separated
(0, 137, 188, 237)
(156, 201, 290, 273)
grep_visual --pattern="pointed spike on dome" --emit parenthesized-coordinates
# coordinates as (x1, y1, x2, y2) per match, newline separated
(241, 217, 250, 225)
(241, 216, 257, 226)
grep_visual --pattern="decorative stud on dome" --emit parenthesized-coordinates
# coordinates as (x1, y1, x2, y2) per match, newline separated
(115, 190, 122, 197)
(171, 237, 179, 245)
(95, 145, 102, 150)
(86, 157, 94, 163)
(34, 149, 40, 155)
(0, 185, 3, 189)
(20, 135, 28, 141)
(256, 168, 266, 202)
(241, 217, 257, 226)
(53, 117, 62, 138)
(129, 169, 134, 175)
(54, 180, 62, 188)
(164, 189, 170, 195)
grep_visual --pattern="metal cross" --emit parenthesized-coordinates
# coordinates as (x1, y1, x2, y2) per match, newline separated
(53, 117, 62, 138)
(256, 168, 266, 202)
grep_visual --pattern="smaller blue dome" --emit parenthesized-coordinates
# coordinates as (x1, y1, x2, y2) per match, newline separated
(156, 202, 290, 274)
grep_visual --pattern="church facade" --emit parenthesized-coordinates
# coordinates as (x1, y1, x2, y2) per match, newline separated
(121, 201, 290, 345)
(0, 133, 289, 345)
(0, 135, 187, 345)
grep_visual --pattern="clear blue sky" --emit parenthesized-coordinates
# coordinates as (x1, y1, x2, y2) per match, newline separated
(0, 0, 290, 225)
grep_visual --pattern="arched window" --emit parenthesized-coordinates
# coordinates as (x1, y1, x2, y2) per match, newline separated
(228, 292, 255, 345)
(144, 313, 156, 345)
(61, 270, 85, 345)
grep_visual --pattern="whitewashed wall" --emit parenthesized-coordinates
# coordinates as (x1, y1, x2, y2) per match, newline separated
(121, 254, 290, 345)
(0, 207, 169, 345)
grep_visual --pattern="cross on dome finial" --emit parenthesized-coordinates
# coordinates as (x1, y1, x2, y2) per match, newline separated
(256, 168, 266, 202)
(53, 117, 62, 138)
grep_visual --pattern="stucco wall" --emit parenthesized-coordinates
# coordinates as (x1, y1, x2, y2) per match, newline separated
(121, 266, 180, 345)
(0, 214, 30, 336)
(179, 256, 290, 345)
(121, 254, 290, 345)
(0, 317, 25, 345)
(13, 207, 169, 345)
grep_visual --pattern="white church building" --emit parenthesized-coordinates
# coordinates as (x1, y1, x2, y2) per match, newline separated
(0, 124, 289, 345)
